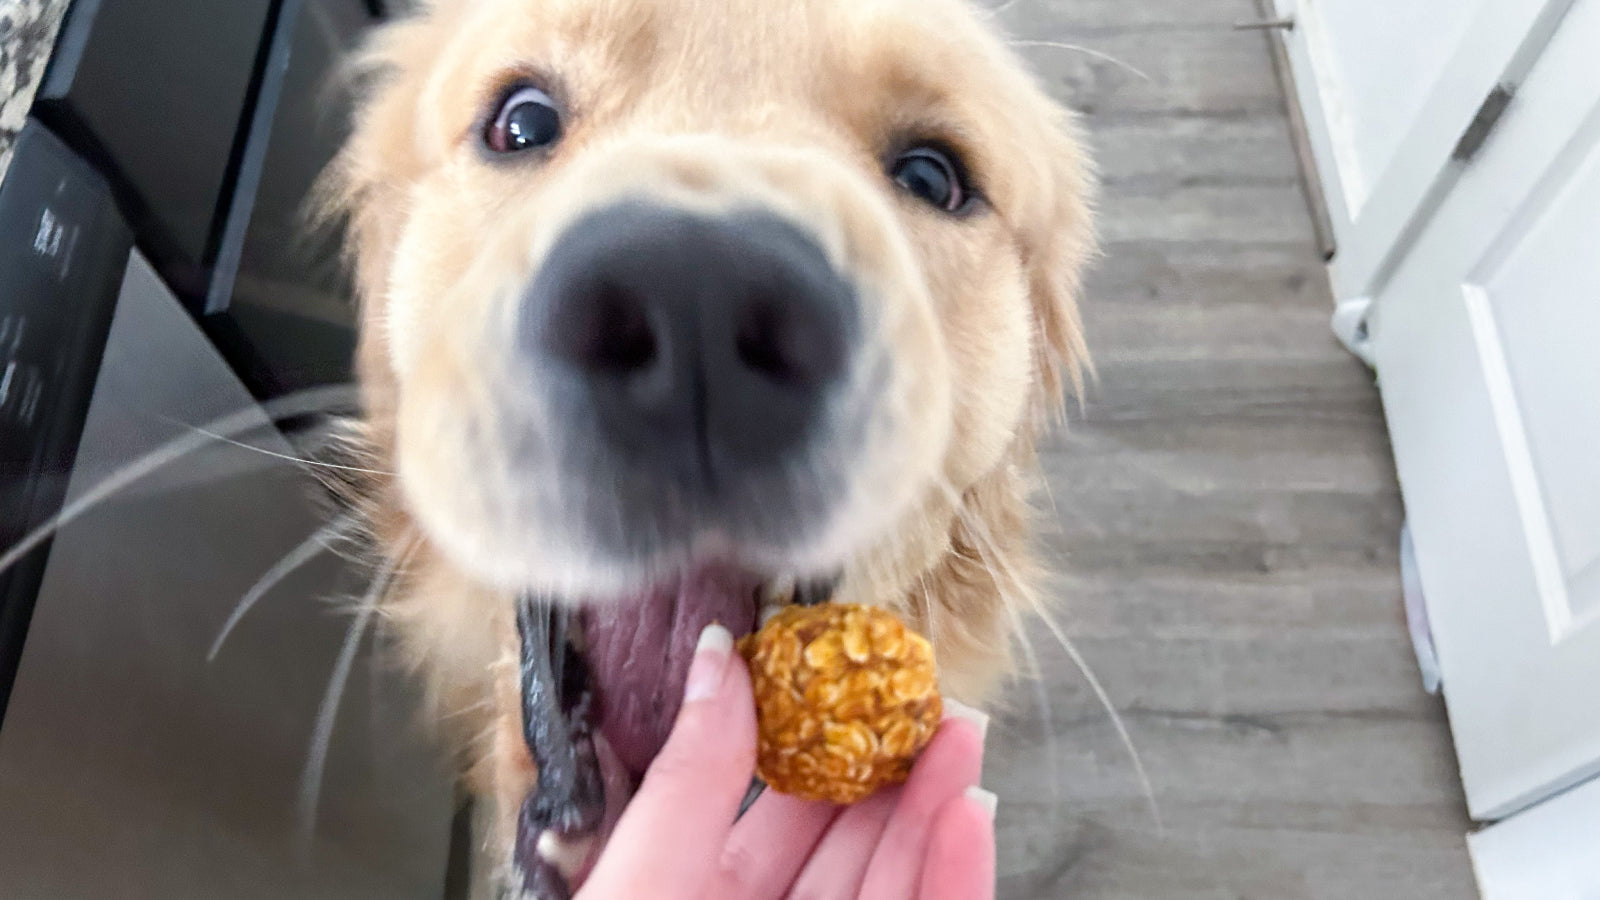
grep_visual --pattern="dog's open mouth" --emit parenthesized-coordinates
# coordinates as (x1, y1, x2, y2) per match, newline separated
(513, 565, 838, 896)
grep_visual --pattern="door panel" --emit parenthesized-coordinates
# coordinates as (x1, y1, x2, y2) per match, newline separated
(1469, 773, 1600, 898)
(1474, 140, 1600, 631)
(1369, 0, 1600, 820)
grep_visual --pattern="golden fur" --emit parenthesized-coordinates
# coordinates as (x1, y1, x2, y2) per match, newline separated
(324, 0, 1093, 887)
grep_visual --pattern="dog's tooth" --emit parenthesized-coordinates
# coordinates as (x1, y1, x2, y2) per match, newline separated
(758, 576, 798, 627)
(536, 831, 596, 883)
(796, 573, 842, 607)
(763, 575, 798, 607)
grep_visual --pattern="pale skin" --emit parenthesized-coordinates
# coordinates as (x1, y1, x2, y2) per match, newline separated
(580, 625, 997, 900)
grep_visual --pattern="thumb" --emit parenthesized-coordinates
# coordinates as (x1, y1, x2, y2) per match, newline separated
(579, 625, 758, 899)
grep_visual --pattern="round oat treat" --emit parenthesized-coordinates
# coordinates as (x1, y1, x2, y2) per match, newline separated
(737, 603, 943, 804)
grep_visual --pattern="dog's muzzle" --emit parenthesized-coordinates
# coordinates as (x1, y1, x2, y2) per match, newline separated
(504, 201, 868, 897)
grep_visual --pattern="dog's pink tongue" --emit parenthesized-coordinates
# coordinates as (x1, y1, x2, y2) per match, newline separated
(582, 566, 761, 775)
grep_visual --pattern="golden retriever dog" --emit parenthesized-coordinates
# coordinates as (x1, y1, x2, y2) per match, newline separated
(322, 0, 1093, 894)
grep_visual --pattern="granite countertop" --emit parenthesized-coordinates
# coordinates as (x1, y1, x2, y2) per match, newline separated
(0, 0, 70, 186)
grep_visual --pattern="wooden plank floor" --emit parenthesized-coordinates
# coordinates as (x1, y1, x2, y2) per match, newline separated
(979, 1, 1480, 897)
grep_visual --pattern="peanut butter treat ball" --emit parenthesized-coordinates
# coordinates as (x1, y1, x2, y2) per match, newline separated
(737, 603, 943, 804)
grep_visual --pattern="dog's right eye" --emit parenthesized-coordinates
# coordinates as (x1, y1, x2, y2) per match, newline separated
(485, 86, 563, 154)
(890, 146, 972, 214)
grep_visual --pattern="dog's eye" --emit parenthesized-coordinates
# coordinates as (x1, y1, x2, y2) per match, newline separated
(890, 147, 968, 213)
(486, 86, 562, 154)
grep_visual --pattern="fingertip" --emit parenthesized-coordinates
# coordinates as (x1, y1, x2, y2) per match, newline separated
(683, 623, 736, 703)
(923, 712, 986, 779)
(919, 790, 997, 900)
(941, 698, 991, 742)
(854, 703, 988, 898)
(658, 666, 756, 777)
(666, 624, 756, 766)
(584, 633, 758, 897)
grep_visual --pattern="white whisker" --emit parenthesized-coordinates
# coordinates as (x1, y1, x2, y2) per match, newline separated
(296, 553, 398, 851)
(936, 478, 1163, 830)
(1008, 39, 1153, 82)
(0, 385, 361, 580)
(160, 417, 394, 476)
(979, 0, 1024, 19)
(208, 514, 359, 662)
(916, 571, 939, 645)
(1030, 594, 1164, 831)
(435, 698, 495, 722)
(1038, 460, 1063, 526)
(1004, 598, 1064, 807)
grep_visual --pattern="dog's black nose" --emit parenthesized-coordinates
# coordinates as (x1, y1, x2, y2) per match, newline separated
(529, 202, 857, 485)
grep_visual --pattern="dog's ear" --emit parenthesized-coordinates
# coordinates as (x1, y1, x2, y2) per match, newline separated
(316, 13, 448, 388)
(1017, 104, 1097, 423)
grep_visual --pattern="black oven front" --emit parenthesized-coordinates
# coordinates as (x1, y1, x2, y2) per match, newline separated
(0, 2, 459, 896)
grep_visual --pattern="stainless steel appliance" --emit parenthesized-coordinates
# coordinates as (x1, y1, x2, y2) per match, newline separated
(0, 1, 457, 896)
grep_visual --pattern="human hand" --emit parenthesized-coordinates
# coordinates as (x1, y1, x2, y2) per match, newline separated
(578, 623, 996, 900)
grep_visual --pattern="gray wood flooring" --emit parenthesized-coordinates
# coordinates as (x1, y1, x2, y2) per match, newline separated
(980, 1, 1480, 896)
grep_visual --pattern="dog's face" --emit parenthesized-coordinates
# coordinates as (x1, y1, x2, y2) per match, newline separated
(330, 0, 1091, 892)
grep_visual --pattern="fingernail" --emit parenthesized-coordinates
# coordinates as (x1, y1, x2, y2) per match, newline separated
(683, 624, 734, 703)
(965, 786, 998, 821)
(942, 698, 991, 742)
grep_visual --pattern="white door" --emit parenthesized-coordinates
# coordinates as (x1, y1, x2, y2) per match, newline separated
(1469, 775, 1600, 899)
(1367, 0, 1600, 821)
(1270, 0, 1580, 301)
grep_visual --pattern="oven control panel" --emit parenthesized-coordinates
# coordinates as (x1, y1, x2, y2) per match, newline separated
(0, 120, 130, 717)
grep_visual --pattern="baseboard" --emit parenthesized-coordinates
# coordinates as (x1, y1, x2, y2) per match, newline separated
(1254, 0, 1338, 264)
